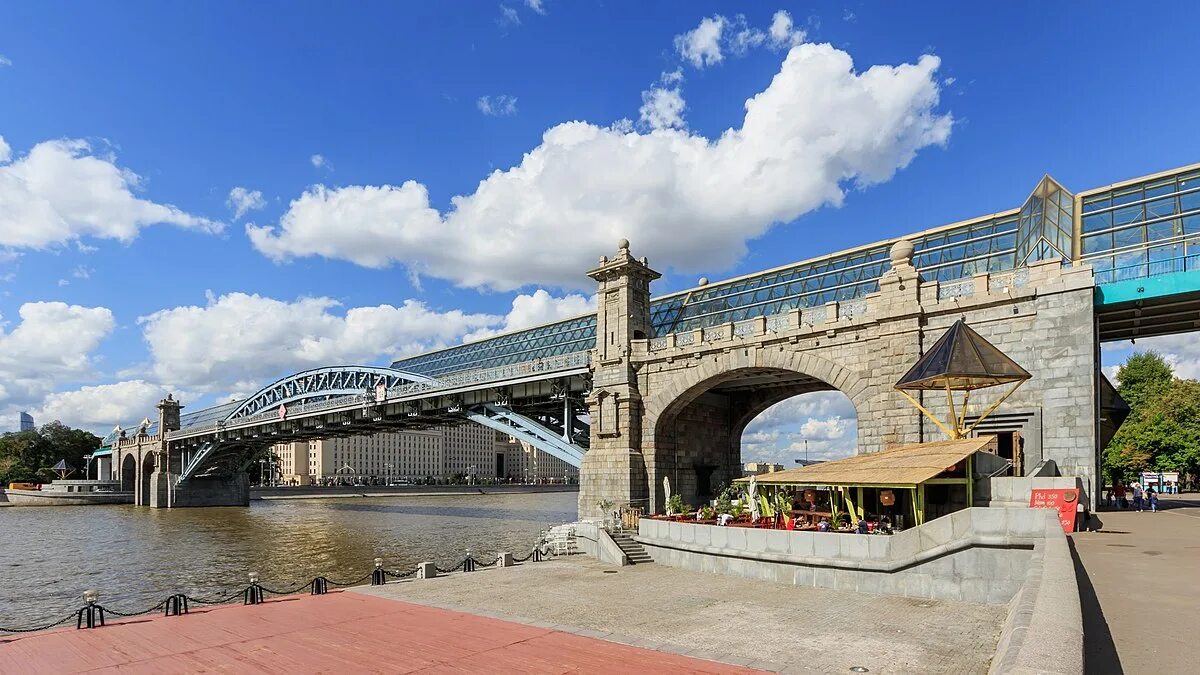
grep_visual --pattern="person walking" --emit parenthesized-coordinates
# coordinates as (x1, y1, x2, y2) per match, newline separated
(1147, 486, 1159, 512)
(1115, 481, 1127, 509)
(1132, 482, 1144, 512)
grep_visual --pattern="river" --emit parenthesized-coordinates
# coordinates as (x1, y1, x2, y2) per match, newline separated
(0, 491, 577, 629)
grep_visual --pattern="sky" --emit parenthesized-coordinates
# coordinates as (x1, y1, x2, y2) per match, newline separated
(2, 1, 1199, 464)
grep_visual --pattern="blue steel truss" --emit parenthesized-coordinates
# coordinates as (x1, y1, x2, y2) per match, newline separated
(224, 366, 434, 421)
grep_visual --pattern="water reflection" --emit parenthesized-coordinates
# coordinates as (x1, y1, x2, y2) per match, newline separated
(0, 492, 577, 627)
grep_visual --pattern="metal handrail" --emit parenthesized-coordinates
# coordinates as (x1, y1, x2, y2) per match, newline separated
(1094, 252, 1200, 285)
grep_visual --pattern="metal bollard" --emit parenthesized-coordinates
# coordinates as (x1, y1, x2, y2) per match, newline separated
(165, 594, 189, 616)
(76, 589, 105, 629)
(244, 572, 264, 605)
(311, 577, 328, 595)
(371, 557, 386, 585)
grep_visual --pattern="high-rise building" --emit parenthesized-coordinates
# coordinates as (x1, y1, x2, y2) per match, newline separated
(18, 412, 34, 432)
(496, 434, 580, 483)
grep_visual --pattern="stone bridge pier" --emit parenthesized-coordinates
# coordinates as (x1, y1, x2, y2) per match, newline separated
(579, 238, 1099, 518)
(112, 395, 250, 508)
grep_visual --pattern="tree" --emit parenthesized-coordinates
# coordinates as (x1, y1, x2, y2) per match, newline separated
(1115, 351, 1173, 410)
(1104, 351, 1200, 483)
(0, 422, 101, 485)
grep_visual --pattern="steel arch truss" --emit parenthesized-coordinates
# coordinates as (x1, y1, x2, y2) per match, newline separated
(225, 366, 435, 422)
(463, 404, 586, 468)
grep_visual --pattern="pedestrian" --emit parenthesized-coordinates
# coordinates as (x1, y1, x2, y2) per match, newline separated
(1115, 481, 1127, 509)
(1147, 486, 1158, 512)
(1105, 485, 1114, 508)
(1132, 482, 1144, 512)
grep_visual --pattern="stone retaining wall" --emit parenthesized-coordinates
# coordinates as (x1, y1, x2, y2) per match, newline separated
(636, 507, 1054, 604)
(988, 517, 1083, 674)
(574, 522, 629, 566)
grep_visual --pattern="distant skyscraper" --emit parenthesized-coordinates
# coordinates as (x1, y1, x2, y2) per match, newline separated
(18, 412, 34, 432)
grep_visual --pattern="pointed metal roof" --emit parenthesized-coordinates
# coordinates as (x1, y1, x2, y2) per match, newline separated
(895, 319, 1031, 391)
(51, 459, 72, 471)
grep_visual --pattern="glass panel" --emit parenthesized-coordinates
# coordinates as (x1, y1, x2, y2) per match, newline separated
(1144, 180, 1175, 199)
(1082, 195, 1111, 213)
(1147, 219, 1180, 242)
(1113, 225, 1145, 248)
(1113, 204, 1144, 227)
(1082, 212, 1112, 233)
(1145, 197, 1178, 220)
(1114, 250, 1148, 281)
(1082, 233, 1113, 255)
(1112, 187, 1142, 207)
(1184, 214, 1200, 234)
(1180, 190, 1200, 213)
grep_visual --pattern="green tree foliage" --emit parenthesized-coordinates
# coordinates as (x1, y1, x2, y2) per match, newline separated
(0, 421, 101, 485)
(1105, 352, 1200, 482)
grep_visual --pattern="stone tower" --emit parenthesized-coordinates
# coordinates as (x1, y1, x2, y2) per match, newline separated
(578, 239, 660, 519)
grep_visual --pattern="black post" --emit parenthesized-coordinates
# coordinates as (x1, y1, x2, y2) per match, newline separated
(165, 594, 189, 616)
(311, 577, 328, 595)
(244, 583, 264, 605)
(76, 605, 105, 629)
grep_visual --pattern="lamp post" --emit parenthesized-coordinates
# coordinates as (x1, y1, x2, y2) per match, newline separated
(258, 458, 266, 486)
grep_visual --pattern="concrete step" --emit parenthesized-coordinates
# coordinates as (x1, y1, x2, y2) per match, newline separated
(609, 532, 654, 564)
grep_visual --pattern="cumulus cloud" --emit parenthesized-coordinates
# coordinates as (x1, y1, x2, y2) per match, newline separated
(0, 135, 223, 249)
(638, 85, 686, 131)
(524, 0, 545, 15)
(0, 302, 115, 417)
(227, 186, 267, 220)
(0, 55, 10, 67)
(477, 95, 519, 117)
(465, 289, 594, 341)
(135, 289, 591, 394)
(674, 15, 727, 68)
(742, 391, 858, 465)
(1105, 335, 1200, 381)
(498, 4, 521, 27)
(32, 380, 172, 430)
(248, 43, 952, 291)
(768, 10, 806, 49)
(310, 154, 329, 169)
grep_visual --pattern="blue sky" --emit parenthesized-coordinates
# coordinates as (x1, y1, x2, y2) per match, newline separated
(1, 1, 1198, 461)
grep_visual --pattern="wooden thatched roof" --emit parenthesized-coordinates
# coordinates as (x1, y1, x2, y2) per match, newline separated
(738, 437, 990, 487)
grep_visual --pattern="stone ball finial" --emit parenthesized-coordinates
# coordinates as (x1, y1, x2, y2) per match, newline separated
(889, 239, 915, 266)
(617, 238, 630, 251)
(599, 255, 608, 264)
(640, 256, 648, 265)
(698, 277, 709, 286)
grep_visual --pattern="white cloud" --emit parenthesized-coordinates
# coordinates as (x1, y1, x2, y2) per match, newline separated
(498, 4, 521, 27)
(524, 0, 545, 15)
(72, 265, 92, 280)
(768, 10, 806, 49)
(465, 289, 594, 341)
(675, 15, 727, 68)
(742, 391, 858, 465)
(728, 15, 767, 56)
(57, 278, 69, 287)
(32, 380, 170, 430)
(0, 135, 223, 249)
(843, 10, 857, 23)
(1106, 334, 1200, 381)
(477, 95, 519, 117)
(0, 55, 10, 67)
(638, 86, 686, 131)
(310, 154, 329, 169)
(0, 302, 115, 415)
(139, 292, 505, 393)
(248, 43, 951, 292)
(226, 186, 267, 220)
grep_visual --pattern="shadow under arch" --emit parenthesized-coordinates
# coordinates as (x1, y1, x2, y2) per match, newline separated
(120, 453, 136, 492)
(642, 350, 870, 514)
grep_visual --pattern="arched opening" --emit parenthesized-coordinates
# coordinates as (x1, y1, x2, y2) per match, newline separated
(649, 366, 861, 513)
(140, 452, 156, 505)
(741, 391, 858, 469)
(120, 454, 136, 492)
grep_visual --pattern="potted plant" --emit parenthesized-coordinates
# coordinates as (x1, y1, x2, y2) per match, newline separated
(596, 498, 616, 529)
(666, 493, 685, 517)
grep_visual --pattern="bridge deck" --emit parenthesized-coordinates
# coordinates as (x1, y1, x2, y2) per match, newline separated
(0, 591, 750, 674)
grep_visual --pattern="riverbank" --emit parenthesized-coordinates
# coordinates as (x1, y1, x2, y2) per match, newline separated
(250, 483, 578, 500)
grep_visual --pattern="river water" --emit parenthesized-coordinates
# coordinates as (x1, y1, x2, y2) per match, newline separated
(0, 491, 577, 629)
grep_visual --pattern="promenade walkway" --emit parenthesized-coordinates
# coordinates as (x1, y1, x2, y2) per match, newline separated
(1073, 494, 1200, 674)
(355, 558, 1006, 673)
(0, 591, 750, 674)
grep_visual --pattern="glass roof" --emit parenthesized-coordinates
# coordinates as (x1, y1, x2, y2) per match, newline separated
(895, 319, 1031, 391)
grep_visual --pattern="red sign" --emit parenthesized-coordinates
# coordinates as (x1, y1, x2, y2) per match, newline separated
(1030, 488, 1078, 533)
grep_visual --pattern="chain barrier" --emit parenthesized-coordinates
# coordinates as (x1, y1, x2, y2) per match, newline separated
(1, 545, 549, 634)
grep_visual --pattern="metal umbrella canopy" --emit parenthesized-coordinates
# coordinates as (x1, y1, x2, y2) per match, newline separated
(894, 319, 1031, 440)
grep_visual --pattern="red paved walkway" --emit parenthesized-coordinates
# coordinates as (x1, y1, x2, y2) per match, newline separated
(0, 591, 754, 674)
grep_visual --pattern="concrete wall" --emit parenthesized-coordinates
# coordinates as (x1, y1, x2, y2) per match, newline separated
(636, 507, 1058, 604)
(989, 517, 1083, 674)
(978, 476, 1083, 509)
(574, 522, 629, 566)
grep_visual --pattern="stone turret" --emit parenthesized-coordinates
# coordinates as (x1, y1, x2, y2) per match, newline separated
(579, 239, 660, 518)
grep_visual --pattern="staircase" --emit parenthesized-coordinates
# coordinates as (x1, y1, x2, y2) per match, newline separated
(610, 531, 654, 565)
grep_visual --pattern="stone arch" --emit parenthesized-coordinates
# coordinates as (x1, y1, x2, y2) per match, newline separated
(140, 451, 156, 507)
(120, 453, 136, 492)
(642, 348, 873, 513)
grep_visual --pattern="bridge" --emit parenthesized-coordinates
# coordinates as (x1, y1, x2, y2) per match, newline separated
(108, 161, 1200, 511)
